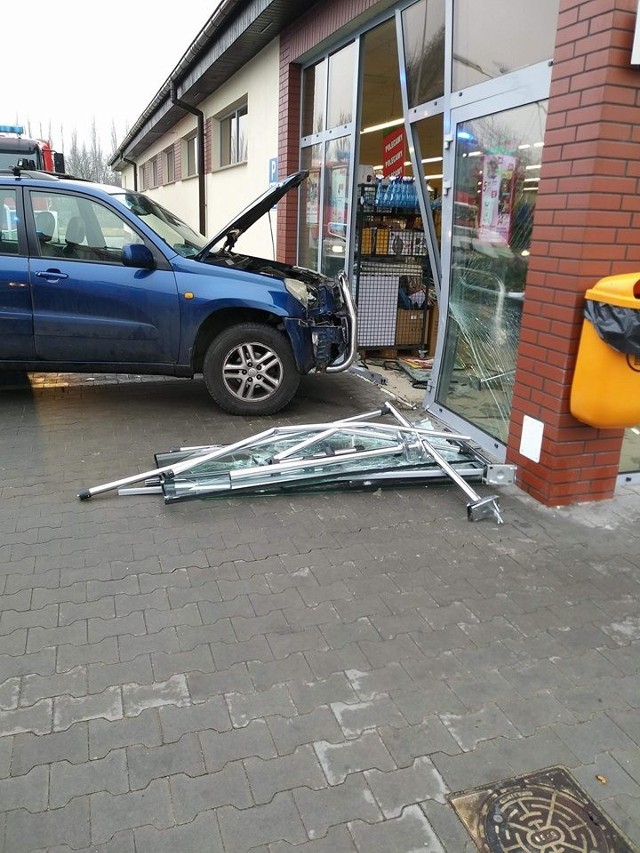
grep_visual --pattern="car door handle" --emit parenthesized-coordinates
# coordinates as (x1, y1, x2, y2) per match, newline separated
(8, 281, 28, 288)
(35, 270, 69, 281)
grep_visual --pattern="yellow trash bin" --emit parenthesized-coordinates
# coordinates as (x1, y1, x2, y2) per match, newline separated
(570, 273, 640, 429)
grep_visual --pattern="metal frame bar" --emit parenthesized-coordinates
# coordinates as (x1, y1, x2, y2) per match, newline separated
(79, 403, 510, 521)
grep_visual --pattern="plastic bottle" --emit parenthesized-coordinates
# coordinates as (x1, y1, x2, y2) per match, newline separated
(387, 177, 398, 210)
(375, 176, 387, 210)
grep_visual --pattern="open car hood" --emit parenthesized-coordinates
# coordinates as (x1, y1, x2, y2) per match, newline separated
(197, 169, 308, 256)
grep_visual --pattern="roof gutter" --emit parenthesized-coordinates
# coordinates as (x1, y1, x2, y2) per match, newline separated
(108, 0, 243, 171)
(121, 154, 138, 191)
(170, 82, 206, 235)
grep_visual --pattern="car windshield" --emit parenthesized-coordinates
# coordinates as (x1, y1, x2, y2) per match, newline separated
(113, 191, 207, 258)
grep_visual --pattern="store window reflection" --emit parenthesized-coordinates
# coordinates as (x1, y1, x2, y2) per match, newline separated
(620, 427, 640, 475)
(453, 0, 560, 90)
(327, 44, 356, 129)
(298, 144, 322, 271)
(302, 60, 326, 137)
(436, 101, 547, 443)
(402, 0, 445, 108)
(322, 137, 351, 278)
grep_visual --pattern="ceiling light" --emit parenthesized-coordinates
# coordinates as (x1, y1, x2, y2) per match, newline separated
(360, 118, 403, 135)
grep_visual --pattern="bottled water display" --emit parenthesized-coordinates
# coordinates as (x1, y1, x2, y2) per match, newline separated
(374, 175, 418, 210)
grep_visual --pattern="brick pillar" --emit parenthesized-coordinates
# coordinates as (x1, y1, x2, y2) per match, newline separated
(507, 0, 640, 505)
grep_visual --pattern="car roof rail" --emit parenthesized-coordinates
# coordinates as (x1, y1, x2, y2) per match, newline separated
(0, 168, 85, 181)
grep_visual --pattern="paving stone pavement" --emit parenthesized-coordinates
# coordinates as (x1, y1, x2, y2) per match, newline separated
(1, 370, 640, 852)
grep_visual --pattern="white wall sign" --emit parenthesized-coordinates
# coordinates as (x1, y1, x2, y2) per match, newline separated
(519, 415, 545, 463)
(632, 1, 640, 64)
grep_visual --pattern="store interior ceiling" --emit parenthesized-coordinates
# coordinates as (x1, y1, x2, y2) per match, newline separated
(358, 18, 442, 197)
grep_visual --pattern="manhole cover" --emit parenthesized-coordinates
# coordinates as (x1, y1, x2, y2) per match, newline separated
(449, 765, 638, 852)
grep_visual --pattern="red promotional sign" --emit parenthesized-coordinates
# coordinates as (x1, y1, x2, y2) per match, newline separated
(382, 127, 405, 178)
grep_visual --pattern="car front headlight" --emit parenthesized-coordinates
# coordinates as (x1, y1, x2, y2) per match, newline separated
(285, 278, 312, 309)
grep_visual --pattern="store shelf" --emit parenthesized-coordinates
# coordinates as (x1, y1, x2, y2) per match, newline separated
(354, 183, 431, 350)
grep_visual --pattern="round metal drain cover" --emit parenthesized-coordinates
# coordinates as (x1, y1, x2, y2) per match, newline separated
(449, 766, 638, 853)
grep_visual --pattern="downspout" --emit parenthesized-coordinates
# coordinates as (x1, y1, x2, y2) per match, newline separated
(121, 155, 138, 191)
(171, 81, 206, 235)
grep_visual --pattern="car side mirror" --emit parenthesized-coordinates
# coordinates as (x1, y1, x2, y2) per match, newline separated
(122, 243, 156, 269)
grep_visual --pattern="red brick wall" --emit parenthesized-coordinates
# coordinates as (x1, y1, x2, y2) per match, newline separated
(507, 0, 640, 504)
(277, 0, 382, 262)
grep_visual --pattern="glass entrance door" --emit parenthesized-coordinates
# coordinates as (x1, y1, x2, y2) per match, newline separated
(426, 83, 550, 453)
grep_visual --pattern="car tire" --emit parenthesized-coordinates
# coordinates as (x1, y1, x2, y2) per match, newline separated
(203, 323, 300, 415)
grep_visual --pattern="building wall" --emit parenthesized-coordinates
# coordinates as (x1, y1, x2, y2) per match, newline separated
(507, 0, 640, 504)
(123, 40, 280, 259)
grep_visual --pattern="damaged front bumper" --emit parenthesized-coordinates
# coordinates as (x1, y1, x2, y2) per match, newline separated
(285, 271, 357, 374)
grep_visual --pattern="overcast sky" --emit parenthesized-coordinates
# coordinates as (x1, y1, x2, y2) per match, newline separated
(5, 1, 213, 154)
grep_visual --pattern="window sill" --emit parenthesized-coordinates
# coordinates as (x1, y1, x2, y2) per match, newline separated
(212, 161, 248, 174)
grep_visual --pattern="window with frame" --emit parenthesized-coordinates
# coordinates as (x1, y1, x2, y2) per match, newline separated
(184, 134, 198, 177)
(220, 102, 248, 167)
(163, 146, 175, 183)
(0, 190, 20, 255)
(150, 157, 158, 188)
(30, 190, 143, 264)
(140, 163, 148, 191)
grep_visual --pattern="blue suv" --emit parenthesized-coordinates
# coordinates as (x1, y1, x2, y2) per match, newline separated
(0, 169, 356, 414)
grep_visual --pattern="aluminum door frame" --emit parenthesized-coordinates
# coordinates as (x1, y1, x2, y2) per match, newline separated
(419, 61, 553, 461)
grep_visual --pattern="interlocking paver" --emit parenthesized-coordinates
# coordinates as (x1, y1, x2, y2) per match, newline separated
(249, 651, 314, 690)
(212, 634, 275, 669)
(217, 791, 307, 852)
(200, 718, 277, 771)
(289, 672, 358, 715)
(54, 687, 122, 731)
(3, 373, 640, 853)
(91, 778, 174, 844)
(170, 762, 252, 821)
(0, 603, 58, 634)
(268, 825, 357, 852)
(88, 656, 154, 693)
(88, 612, 146, 643)
(0, 676, 20, 710)
(50, 749, 128, 807)
(135, 811, 224, 853)
(349, 804, 445, 852)
(244, 744, 327, 804)
(118, 626, 180, 660)
(128, 732, 205, 789)
(159, 694, 231, 741)
(0, 698, 53, 736)
(4, 797, 90, 851)
(268, 706, 344, 755)
(315, 730, 395, 784)
(57, 637, 119, 672)
(0, 765, 49, 812)
(365, 756, 448, 817)
(378, 718, 461, 767)
(331, 697, 407, 738)
(21, 666, 87, 707)
(293, 772, 382, 839)
(89, 708, 162, 759)
(227, 683, 297, 727)
(187, 664, 253, 702)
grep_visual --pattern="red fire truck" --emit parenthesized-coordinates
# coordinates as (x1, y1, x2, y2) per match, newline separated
(0, 125, 65, 173)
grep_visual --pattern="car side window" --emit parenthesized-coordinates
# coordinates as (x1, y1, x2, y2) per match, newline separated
(0, 190, 21, 255)
(30, 191, 143, 264)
